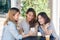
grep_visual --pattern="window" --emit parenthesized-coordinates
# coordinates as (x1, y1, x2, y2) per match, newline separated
(0, 0, 11, 14)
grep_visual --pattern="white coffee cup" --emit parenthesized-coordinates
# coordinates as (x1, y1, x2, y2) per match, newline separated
(37, 32, 42, 36)
(30, 28, 35, 32)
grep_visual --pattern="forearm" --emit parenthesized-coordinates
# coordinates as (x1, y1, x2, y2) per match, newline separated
(44, 29, 52, 35)
(22, 33, 30, 38)
(43, 28, 49, 35)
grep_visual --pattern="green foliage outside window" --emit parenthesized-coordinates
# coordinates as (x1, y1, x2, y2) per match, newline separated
(21, 0, 51, 18)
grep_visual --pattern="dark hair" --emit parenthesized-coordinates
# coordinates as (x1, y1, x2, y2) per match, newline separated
(26, 8, 37, 27)
(37, 12, 50, 25)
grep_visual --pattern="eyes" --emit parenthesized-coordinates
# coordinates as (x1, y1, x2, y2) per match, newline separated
(38, 15, 45, 22)
(38, 16, 43, 20)
(28, 12, 34, 17)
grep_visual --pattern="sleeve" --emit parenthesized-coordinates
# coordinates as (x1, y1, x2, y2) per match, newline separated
(8, 23, 22, 40)
(48, 22, 58, 38)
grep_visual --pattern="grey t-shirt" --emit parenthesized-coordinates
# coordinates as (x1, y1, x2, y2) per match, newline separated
(19, 19, 30, 34)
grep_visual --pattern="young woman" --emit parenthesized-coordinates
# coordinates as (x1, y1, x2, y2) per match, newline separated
(2, 8, 34, 40)
(37, 12, 58, 40)
(19, 8, 37, 40)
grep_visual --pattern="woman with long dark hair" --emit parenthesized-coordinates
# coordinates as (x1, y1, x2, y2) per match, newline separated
(37, 12, 58, 40)
(19, 8, 37, 40)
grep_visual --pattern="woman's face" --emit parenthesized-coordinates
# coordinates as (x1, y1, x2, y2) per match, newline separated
(26, 12, 34, 22)
(13, 12, 20, 21)
(38, 15, 45, 25)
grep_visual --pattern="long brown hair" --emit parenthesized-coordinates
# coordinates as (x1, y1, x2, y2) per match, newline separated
(4, 8, 20, 25)
(26, 8, 37, 28)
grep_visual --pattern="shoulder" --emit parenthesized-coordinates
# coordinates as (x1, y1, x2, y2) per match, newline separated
(3, 21, 16, 32)
(48, 21, 55, 30)
(7, 21, 16, 28)
(8, 21, 15, 25)
(49, 21, 54, 27)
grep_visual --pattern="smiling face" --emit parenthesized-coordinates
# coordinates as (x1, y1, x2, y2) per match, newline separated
(26, 12, 34, 22)
(38, 15, 45, 25)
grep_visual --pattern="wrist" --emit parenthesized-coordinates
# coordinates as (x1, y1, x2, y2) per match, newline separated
(28, 33, 31, 36)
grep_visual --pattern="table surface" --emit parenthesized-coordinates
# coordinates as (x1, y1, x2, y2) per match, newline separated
(22, 36, 55, 40)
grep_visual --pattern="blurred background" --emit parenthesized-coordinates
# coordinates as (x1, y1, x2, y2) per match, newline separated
(0, 0, 59, 40)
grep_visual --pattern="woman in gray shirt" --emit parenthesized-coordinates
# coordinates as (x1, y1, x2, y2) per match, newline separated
(19, 8, 37, 40)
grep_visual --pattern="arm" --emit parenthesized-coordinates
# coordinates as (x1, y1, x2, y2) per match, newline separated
(44, 28, 52, 35)
(42, 23, 52, 35)
(22, 31, 34, 38)
(19, 21, 35, 38)
(42, 22, 58, 40)
(18, 27, 32, 38)
(34, 24, 38, 36)
(8, 23, 22, 40)
(19, 21, 38, 37)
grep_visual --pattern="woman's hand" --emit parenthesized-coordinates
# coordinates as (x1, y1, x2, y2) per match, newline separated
(28, 30, 35, 36)
(22, 31, 35, 38)
(42, 23, 53, 35)
(17, 27, 23, 34)
(45, 30, 53, 35)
